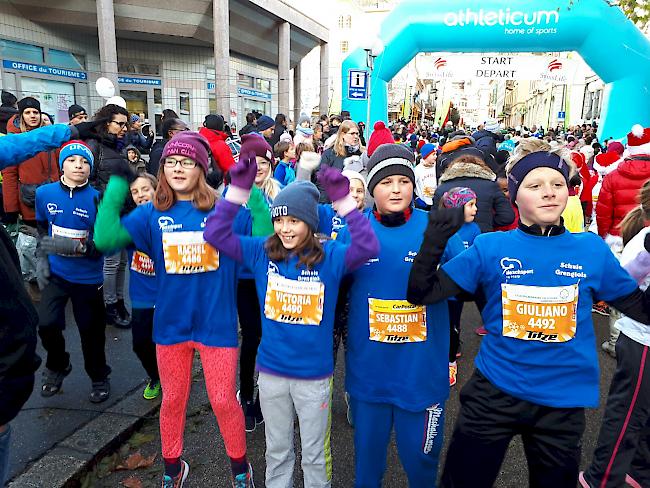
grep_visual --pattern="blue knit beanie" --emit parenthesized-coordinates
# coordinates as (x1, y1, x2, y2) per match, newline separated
(271, 181, 320, 231)
(59, 140, 94, 170)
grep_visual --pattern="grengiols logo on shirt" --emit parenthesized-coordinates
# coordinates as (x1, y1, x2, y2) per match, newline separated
(404, 250, 417, 263)
(500, 257, 534, 278)
(158, 216, 183, 231)
(47, 203, 63, 215)
(267, 261, 280, 275)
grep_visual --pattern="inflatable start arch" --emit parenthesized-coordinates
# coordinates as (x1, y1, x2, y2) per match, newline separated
(341, 0, 650, 140)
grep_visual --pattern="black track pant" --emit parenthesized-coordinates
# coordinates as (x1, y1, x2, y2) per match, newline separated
(448, 300, 463, 362)
(583, 333, 650, 488)
(441, 370, 585, 488)
(131, 307, 159, 382)
(38, 274, 111, 382)
(236, 279, 261, 401)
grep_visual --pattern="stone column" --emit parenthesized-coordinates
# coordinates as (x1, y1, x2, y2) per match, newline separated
(213, 0, 230, 119)
(96, 0, 119, 93)
(293, 63, 302, 124)
(319, 42, 329, 115)
(278, 21, 290, 117)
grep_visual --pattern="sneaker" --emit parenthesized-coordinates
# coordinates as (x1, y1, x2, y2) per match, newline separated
(242, 400, 257, 432)
(592, 302, 610, 316)
(344, 392, 354, 427)
(89, 378, 111, 403)
(116, 299, 132, 324)
(162, 460, 189, 488)
(475, 326, 488, 336)
(106, 302, 131, 329)
(578, 471, 591, 488)
(449, 362, 458, 387)
(253, 395, 264, 426)
(625, 474, 642, 488)
(232, 463, 254, 488)
(143, 380, 162, 400)
(455, 340, 462, 359)
(41, 363, 72, 397)
(602, 340, 617, 358)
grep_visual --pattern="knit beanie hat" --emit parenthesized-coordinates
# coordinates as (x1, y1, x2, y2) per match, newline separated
(606, 141, 624, 155)
(420, 143, 436, 160)
(59, 140, 94, 170)
(366, 143, 415, 196)
(162, 131, 211, 173)
(367, 121, 394, 156)
(256, 115, 275, 132)
(507, 152, 570, 204)
(442, 187, 477, 208)
(279, 132, 293, 144)
(18, 96, 40, 113)
(484, 118, 499, 132)
(342, 169, 367, 194)
(204, 114, 225, 132)
(68, 104, 86, 119)
(297, 114, 311, 127)
(271, 181, 319, 231)
(240, 133, 275, 166)
(130, 114, 140, 124)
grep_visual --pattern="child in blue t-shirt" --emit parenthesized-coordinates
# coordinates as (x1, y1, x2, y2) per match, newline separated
(439, 187, 481, 387)
(407, 139, 650, 488)
(203, 157, 379, 488)
(35, 141, 111, 403)
(272, 140, 296, 186)
(126, 173, 160, 400)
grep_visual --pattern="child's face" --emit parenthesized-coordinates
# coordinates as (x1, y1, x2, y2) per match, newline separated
(516, 167, 568, 228)
(349, 178, 366, 210)
(286, 145, 296, 160)
(498, 178, 509, 199)
(373, 175, 413, 215)
(163, 156, 201, 197)
(464, 199, 478, 223)
(62, 155, 90, 184)
(130, 177, 155, 205)
(127, 149, 137, 161)
(273, 216, 310, 250)
(255, 156, 271, 185)
(423, 152, 437, 167)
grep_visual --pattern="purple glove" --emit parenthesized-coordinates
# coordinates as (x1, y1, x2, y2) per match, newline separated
(229, 151, 257, 191)
(318, 166, 349, 202)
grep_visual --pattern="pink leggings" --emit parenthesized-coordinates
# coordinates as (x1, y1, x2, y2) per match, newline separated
(157, 342, 246, 459)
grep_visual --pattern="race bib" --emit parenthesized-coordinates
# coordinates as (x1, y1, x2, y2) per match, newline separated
(51, 224, 88, 242)
(162, 231, 219, 274)
(131, 250, 155, 276)
(501, 283, 578, 343)
(368, 298, 427, 343)
(264, 274, 324, 325)
(423, 186, 435, 198)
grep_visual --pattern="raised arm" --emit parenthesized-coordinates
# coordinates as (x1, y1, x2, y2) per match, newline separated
(93, 175, 134, 252)
(317, 166, 379, 270)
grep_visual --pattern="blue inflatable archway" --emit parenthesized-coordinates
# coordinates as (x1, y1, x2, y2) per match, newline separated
(341, 0, 650, 140)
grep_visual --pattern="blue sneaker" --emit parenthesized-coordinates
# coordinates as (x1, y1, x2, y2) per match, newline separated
(162, 460, 189, 488)
(232, 463, 254, 488)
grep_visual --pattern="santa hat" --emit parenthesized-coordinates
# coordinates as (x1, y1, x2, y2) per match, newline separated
(606, 141, 625, 155)
(627, 124, 650, 155)
(366, 121, 394, 157)
(594, 151, 621, 168)
(570, 151, 586, 169)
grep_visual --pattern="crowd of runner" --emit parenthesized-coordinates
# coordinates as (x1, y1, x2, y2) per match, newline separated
(1, 86, 649, 488)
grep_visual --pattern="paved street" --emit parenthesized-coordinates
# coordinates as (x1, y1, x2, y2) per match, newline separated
(80, 304, 618, 487)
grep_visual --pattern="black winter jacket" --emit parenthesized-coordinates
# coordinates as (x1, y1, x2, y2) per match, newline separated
(433, 160, 515, 232)
(0, 105, 17, 134)
(0, 224, 41, 426)
(86, 136, 133, 193)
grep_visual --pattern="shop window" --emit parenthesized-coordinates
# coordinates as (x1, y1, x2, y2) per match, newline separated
(0, 39, 44, 63)
(179, 92, 190, 115)
(48, 49, 85, 70)
(237, 73, 254, 88)
(118, 61, 160, 76)
(209, 96, 217, 114)
(21, 77, 74, 123)
(340, 41, 349, 54)
(256, 78, 271, 92)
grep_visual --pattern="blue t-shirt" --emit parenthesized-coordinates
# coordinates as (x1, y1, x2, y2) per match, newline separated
(239, 236, 348, 379)
(441, 222, 481, 264)
(340, 209, 450, 411)
(274, 161, 296, 187)
(127, 248, 157, 309)
(318, 205, 371, 238)
(442, 229, 637, 408)
(35, 181, 104, 284)
(122, 201, 251, 347)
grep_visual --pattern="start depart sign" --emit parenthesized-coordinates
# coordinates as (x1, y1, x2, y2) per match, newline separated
(418, 53, 577, 83)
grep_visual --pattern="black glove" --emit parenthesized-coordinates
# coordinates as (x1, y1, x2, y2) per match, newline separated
(2, 212, 19, 225)
(645, 233, 650, 253)
(40, 236, 83, 256)
(70, 117, 109, 140)
(425, 207, 465, 241)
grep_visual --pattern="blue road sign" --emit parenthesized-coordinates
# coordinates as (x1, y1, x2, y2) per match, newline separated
(348, 69, 368, 100)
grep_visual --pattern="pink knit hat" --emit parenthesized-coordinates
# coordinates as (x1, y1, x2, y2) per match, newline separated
(162, 132, 211, 173)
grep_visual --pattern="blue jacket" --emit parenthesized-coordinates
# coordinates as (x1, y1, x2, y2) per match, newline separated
(0, 124, 71, 170)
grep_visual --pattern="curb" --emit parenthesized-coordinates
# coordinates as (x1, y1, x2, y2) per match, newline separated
(8, 383, 160, 488)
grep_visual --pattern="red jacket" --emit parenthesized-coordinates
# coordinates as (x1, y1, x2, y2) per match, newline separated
(596, 156, 650, 237)
(1, 114, 60, 222)
(198, 127, 235, 173)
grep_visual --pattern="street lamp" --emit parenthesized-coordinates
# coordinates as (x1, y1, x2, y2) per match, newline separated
(361, 38, 384, 140)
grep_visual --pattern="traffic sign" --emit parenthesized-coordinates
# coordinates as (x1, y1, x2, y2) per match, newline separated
(558, 111, 566, 120)
(348, 69, 368, 100)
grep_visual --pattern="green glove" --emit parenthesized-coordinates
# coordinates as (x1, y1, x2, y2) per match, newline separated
(248, 186, 273, 237)
(94, 175, 133, 252)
